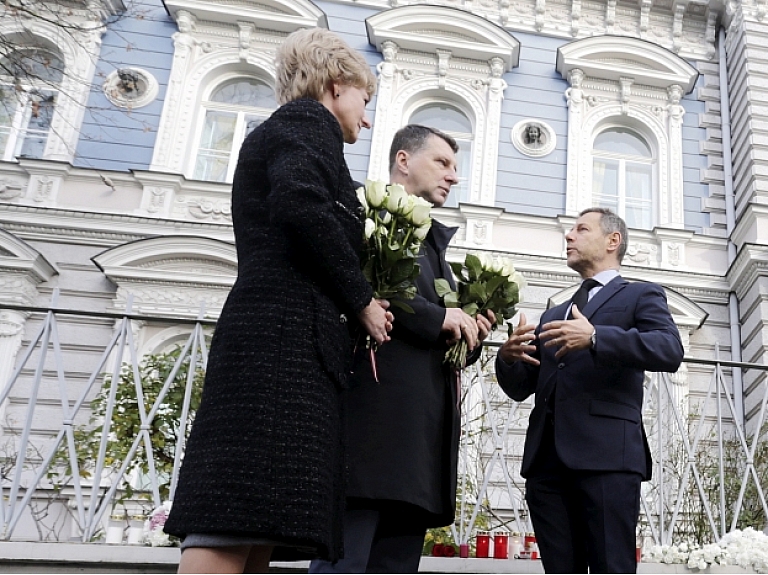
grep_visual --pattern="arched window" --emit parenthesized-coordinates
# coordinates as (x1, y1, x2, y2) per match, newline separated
(409, 103, 473, 208)
(592, 128, 655, 229)
(193, 77, 276, 183)
(0, 47, 63, 161)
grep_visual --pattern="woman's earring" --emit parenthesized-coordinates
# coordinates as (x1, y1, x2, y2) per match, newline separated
(335, 93, 340, 98)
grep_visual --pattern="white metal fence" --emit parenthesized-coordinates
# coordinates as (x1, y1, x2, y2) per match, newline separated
(1, 292, 766, 545)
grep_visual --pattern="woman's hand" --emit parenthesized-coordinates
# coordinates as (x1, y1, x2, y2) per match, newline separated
(358, 298, 394, 345)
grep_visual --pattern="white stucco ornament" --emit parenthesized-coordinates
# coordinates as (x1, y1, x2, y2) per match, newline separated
(511, 119, 556, 157)
(103, 67, 159, 109)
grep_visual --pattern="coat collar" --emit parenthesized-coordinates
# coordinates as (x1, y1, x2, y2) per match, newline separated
(550, 275, 628, 320)
(580, 275, 628, 319)
(427, 218, 458, 253)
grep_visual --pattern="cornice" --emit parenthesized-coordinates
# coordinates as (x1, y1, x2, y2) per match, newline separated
(0, 204, 234, 247)
(727, 243, 768, 299)
(323, 0, 722, 62)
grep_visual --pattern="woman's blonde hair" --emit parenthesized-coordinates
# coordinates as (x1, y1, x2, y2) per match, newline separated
(275, 28, 376, 105)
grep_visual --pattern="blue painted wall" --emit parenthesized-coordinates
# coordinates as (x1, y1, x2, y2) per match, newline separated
(73, 0, 175, 172)
(496, 32, 570, 218)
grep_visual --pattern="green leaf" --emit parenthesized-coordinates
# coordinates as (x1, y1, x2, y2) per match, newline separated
(468, 282, 487, 302)
(462, 303, 479, 316)
(465, 254, 482, 281)
(444, 292, 460, 307)
(449, 262, 465, 278)
(434, 278, 456, 298)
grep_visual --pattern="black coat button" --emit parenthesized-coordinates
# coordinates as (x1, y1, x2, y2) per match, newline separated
(558, 363, 565, 369)
(339, 314, 347, 324)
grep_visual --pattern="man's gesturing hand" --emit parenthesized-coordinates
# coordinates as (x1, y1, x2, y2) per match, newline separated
(498, 312, 538, 366)
(539, 304, 594, 359)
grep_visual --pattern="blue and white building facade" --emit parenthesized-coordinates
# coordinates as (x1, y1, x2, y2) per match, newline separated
(0, 0, 766, 540)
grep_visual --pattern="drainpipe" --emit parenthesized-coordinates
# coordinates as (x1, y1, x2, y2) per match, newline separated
(718, 25, 745, 429)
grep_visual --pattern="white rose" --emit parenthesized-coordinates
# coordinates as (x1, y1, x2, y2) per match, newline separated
(386, 183, 409, 214)
(356, 186, 367, 208)
(414, 224, 430, 241)
(364, 179, 387, 209)
(364, 218, 376, 239)
(409, 197, 432, 225)
(476, 252, 493, 270)
(381, 211, 392, 224)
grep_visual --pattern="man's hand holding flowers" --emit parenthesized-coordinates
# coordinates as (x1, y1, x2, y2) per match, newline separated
(436, 252, 526, 368)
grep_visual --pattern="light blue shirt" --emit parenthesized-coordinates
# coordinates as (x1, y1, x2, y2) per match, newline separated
(565, 269, 620, 320)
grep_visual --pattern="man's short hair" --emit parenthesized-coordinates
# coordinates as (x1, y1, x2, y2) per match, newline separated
(388, 125, 459, 173)
(579, 207, 628, 263)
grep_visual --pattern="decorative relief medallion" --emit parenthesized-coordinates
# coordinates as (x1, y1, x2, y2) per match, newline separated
(626, 242, 658, 266)
(103, 67, 159, 109)
(511, 119, 557, 157)
(188, 199, 232, 221)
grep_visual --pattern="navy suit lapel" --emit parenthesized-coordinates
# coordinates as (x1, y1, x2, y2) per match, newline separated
(582, 276, 628, 319)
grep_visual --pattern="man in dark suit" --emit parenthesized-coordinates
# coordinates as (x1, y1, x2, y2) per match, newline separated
(495, 207, 684, 573)
(309, 125, 494, 573)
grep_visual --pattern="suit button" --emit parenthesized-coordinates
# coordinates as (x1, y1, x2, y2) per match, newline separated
(339, 314, 347, 324)
(558, 363, 565, 369)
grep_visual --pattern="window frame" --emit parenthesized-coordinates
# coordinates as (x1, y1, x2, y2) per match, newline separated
(406, 99, 475, 206)
(190, 75, 276, 184)
(590, 126, 657, 230)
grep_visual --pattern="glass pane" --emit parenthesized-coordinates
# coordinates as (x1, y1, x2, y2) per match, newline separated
(194, 111, 236, 182)
(0, 90, 17, 154)
(18, 91, 55, 158)
(592, 159, 619, 202)
(198, 111, 236, 151)
(244, 115, 265, 138)
(625, 202, 652, 229)
(193, 153, 230, 182)
(625, 163, 652, 201)
(594, 128, 651, 157)
(210, 79, 275, 108)
(0, 48, 64, 83)
(409, 104, 472, 134)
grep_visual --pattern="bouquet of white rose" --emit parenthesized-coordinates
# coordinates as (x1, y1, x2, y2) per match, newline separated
(356, 180, 432, 380)
(356, 179, 432, 311)
(435, 252, 526, 368)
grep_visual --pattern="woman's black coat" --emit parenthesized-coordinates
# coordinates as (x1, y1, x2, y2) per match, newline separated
(164, 99, 372, 562)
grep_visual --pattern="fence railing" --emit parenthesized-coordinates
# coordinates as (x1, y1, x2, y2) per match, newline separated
(1, 292, 767, 546)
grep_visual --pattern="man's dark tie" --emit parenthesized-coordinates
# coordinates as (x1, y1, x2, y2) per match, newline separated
(568, 278, 600, 319)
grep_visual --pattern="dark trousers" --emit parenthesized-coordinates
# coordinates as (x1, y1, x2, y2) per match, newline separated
(525, 420, 642, 574)
(308, 506, 426, 574)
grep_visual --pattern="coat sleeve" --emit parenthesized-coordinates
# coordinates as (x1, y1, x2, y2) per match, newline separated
(391, 292, 446, 344)
(263, 103, 373, 315)
(495, 352, 539, 402)
(494, 322, 542, 401)
(592, 283, 684, 373)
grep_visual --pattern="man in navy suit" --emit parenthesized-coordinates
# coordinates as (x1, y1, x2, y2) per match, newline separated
(495, 207, 683, 573)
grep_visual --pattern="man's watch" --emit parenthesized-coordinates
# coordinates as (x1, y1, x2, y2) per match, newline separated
(590, 329, 597, 349)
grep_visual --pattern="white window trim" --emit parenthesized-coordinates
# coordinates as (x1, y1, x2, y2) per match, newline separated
(591, 123, 658, 229)
(0, 20, 101, 163)
(191, 75, 275, 183)
(557, 36, 698, 230)
(366, 5, 519, 206)
(152, 1, 327, 177)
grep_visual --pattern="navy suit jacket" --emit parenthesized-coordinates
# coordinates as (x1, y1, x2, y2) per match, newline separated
(496, 276, 684, 480)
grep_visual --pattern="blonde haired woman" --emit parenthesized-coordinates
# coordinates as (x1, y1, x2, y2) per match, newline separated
(164, 28, 393, 573)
